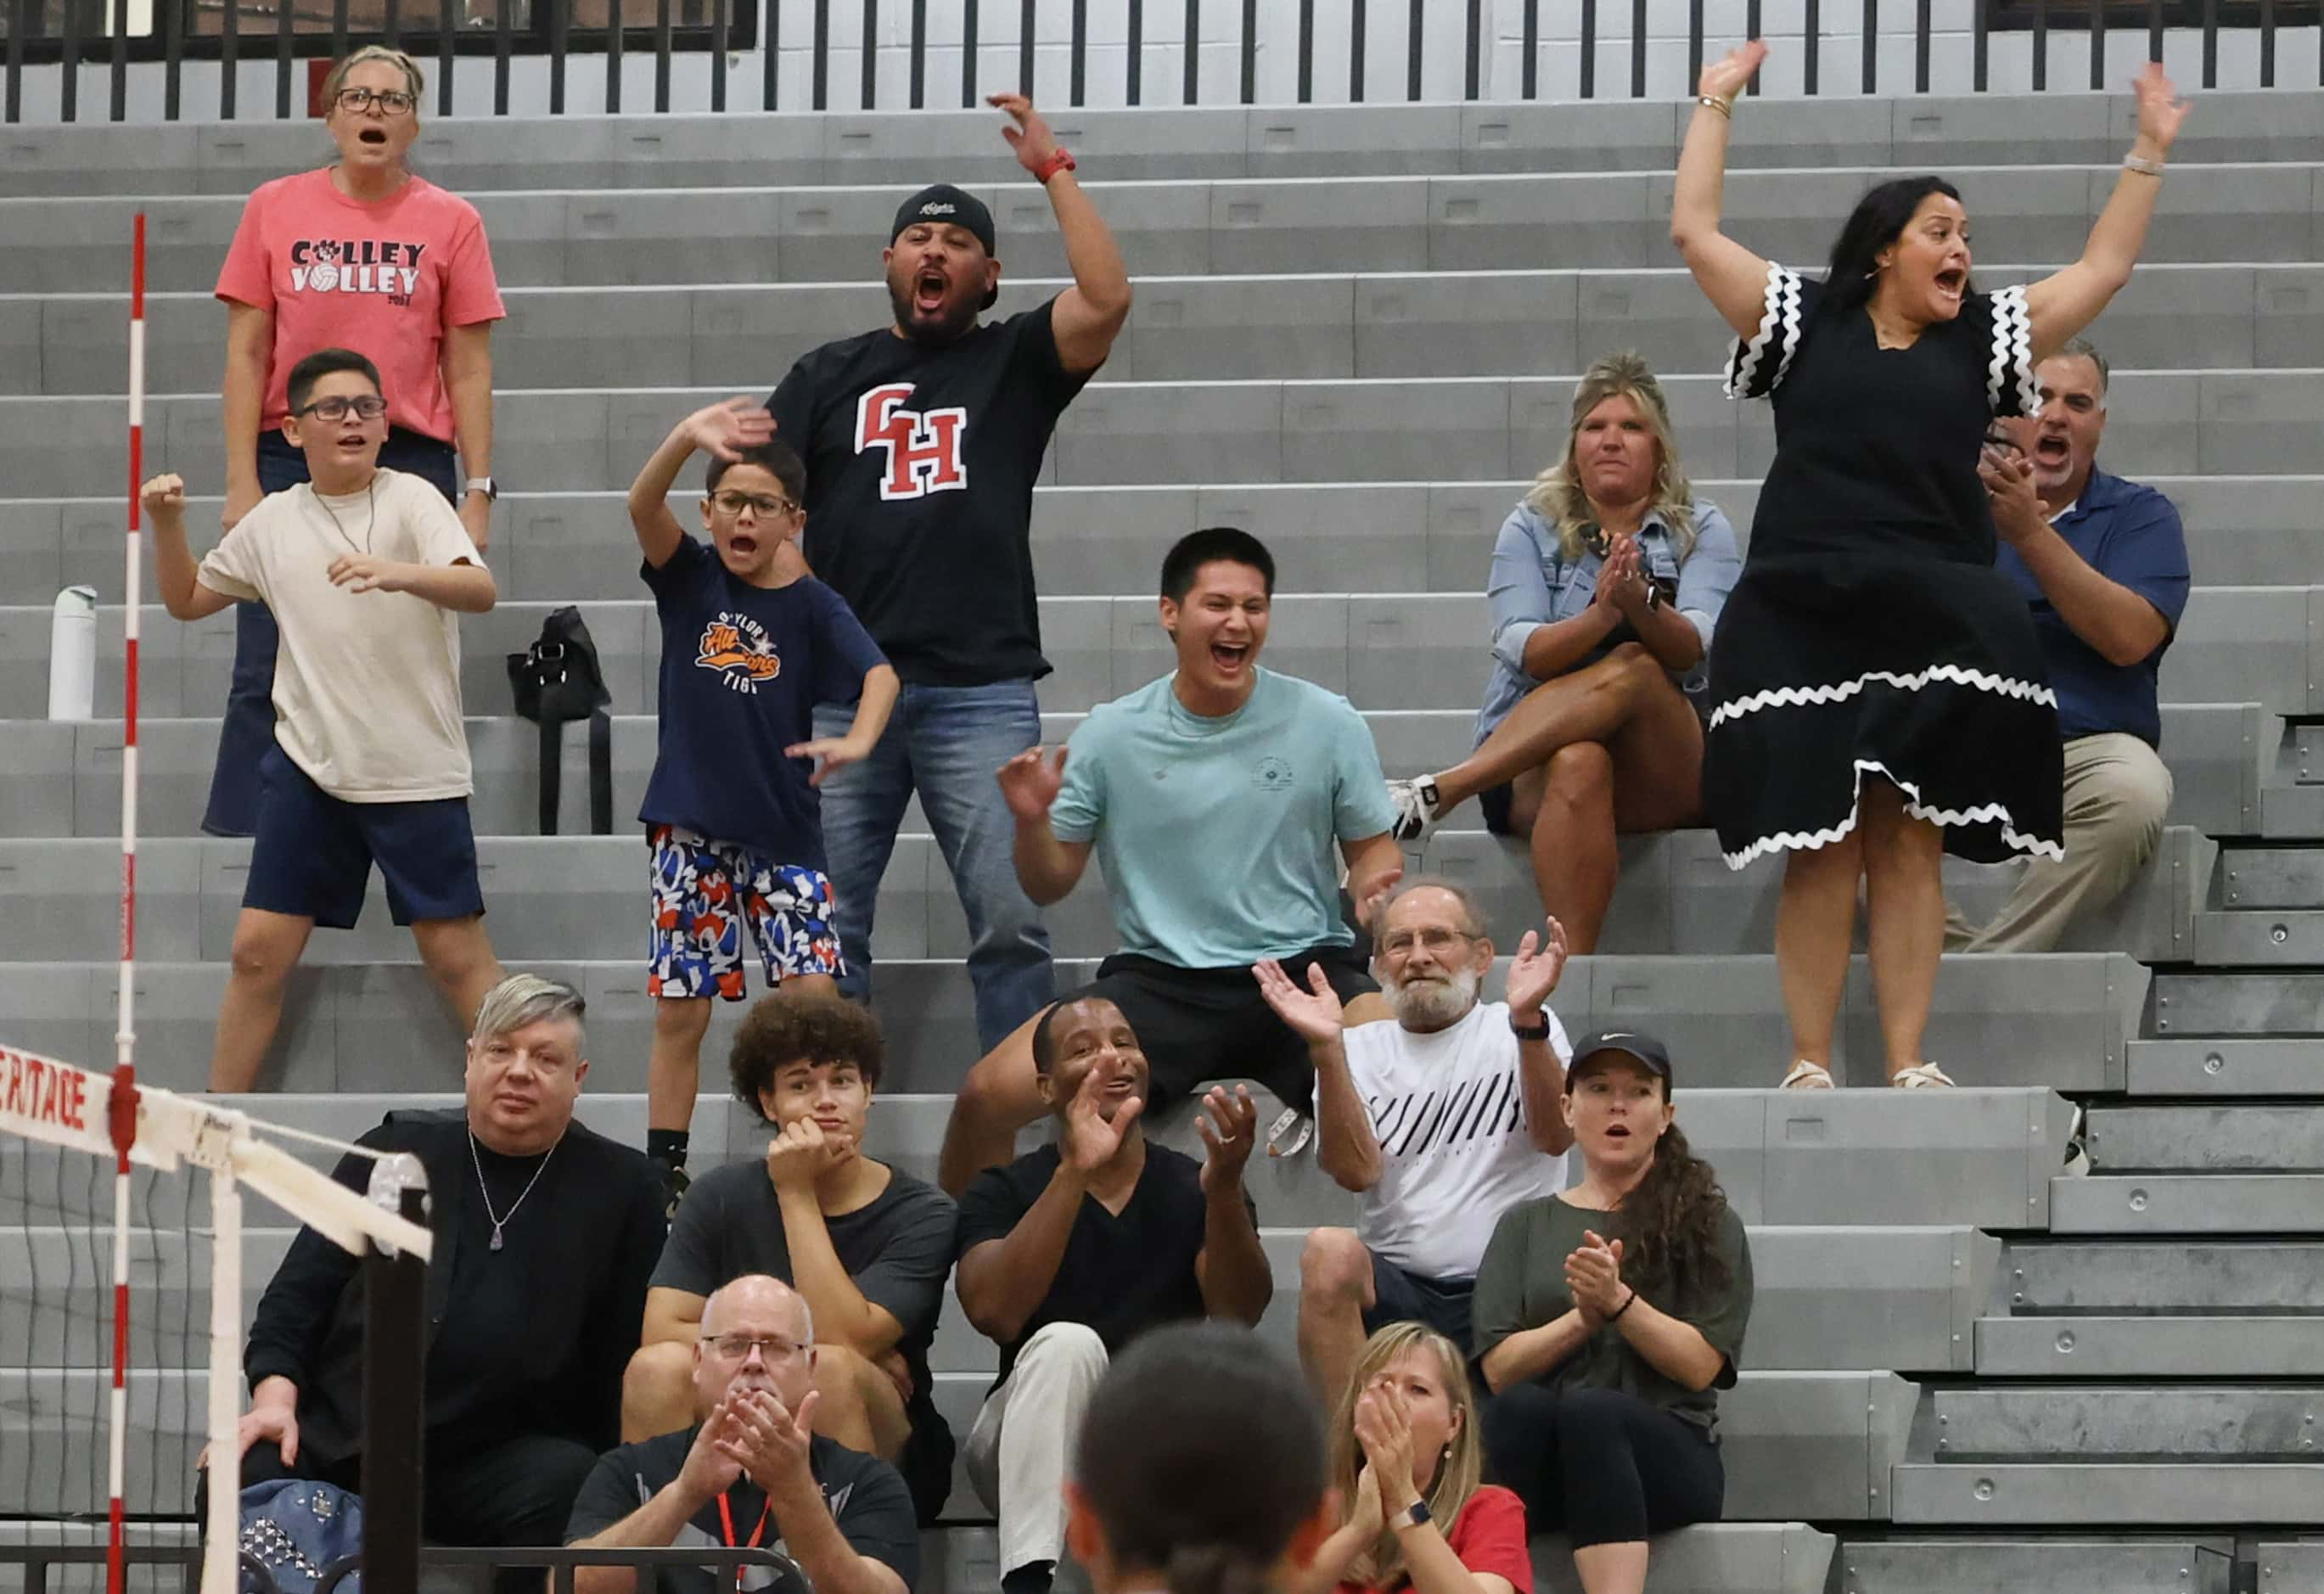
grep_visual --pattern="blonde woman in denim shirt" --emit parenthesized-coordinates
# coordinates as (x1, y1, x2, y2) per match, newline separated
(1388, 355, 1740, 952)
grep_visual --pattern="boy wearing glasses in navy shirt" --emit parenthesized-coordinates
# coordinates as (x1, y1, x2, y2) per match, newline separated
(143, 345, 502, 1095)
(629, 399, 899, 1207)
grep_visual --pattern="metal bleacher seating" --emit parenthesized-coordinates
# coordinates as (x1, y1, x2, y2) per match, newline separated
(6, 71, 2324, 1594)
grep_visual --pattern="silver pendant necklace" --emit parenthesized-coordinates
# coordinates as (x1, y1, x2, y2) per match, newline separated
(469, 1130, 559, 1252)
(313, 476, 378, 555)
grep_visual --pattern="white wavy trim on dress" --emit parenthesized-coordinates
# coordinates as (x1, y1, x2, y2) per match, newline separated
(1724, 263, 1805, 400)
(1986, 283, 2038, 416)
(1721, 757, 2067, 870)
(1708, 662, 2058, 729)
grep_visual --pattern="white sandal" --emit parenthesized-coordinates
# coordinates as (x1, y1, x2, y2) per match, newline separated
(1779, 1060, 1835, 1090)
(1891, 1062, 1956, 1089)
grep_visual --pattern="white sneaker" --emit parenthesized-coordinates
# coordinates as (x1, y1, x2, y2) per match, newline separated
(1386, 777, 1443, 844)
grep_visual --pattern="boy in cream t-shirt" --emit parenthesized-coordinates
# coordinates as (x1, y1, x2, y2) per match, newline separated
(143, 345, 502, 1092)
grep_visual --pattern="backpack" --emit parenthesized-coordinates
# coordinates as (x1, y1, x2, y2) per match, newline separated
(506, 605, 615, 835)
(239, 1478, 364, 1594)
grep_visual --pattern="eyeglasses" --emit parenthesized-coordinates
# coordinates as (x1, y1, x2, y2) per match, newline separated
(1378, 927, 1475, 958)
(710, 491, 798, 518)
(296, 396, 388, 422)
(336, 87, 417, 115)
(699, 1333, 809, 1362)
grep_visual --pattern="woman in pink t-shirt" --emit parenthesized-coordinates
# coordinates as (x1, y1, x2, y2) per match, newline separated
(1301, 1323, 1533, 1594)
(203, 44, 506, 837)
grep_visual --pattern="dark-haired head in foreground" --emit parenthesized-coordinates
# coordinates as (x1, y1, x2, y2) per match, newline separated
(1069, 1322, 1333, 1594)
(1158, 526, 1277, 716)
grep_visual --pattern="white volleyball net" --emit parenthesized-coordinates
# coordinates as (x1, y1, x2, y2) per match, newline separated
(0, 1043, 433, 1594)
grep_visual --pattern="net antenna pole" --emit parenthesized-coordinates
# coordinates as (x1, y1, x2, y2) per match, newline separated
(107, 207, 147, 1594)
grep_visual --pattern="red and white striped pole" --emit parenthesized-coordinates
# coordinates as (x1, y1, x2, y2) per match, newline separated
(106, 210, 147, 1594)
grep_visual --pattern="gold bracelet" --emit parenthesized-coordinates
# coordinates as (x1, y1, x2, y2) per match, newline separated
(1697, 94, 1733, 118)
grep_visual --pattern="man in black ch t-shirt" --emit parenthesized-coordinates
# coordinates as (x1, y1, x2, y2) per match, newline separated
(953, 993, 1273, 1594)
(737, 93, 1131, 1057)
(623, 995, 959, 1524)
(568, 1274, 918, 1594)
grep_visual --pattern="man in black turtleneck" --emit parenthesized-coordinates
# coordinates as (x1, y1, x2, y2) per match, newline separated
(227, 974, 668, 1548)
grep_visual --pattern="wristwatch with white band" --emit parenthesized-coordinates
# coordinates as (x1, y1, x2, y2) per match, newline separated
(464, 477, 498, 502)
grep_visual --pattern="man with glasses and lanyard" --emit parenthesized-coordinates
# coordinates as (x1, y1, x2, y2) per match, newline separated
(569, 1274, 918, 1594)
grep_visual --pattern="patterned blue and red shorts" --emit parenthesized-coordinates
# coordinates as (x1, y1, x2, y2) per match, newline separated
(645, 824, 843, 999)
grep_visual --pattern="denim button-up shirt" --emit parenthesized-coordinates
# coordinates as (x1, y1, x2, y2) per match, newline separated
(1473, 497, 1743, 748)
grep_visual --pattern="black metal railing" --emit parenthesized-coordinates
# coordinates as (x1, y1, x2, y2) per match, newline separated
(3, 0, 2317, 124)
(0, 1541, 810, 1594)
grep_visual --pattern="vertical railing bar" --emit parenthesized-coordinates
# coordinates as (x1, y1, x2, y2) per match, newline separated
(108, 0, 127, 121)
(3, 0, 24, 125)
(859, 0, 873, 108)
(1915, 0, 1928, 91)
(1405, 0, 1419, 100)
(330, 0, 347, 76)
(547, 0, 565, 114)
(1744, 0, 1760, 93)
(489, 0, 508, 115)
(606, 0, 622, 113)
(382, 0, 399, 51)
(653, 0, 671, 112)
(707, 0, 724, 109)
(60, 0, 82, 123)
(1463, 0, 1479, 99)
(1069, 0, 1084, 103)
(1126, 0, 1141, 104)
(1860, 0, 1875, 94)
(1579, 0, 1594, 98)
(1182, 0, 1197, 104)
(1296, 0, 1310, 101)
(272, 0, 296, 120)
(2259, 0, 2275, 88)
(1017, 0, 1031, 94)
(1238, 0, 1253, 102)
(910, 0, 925, 107)
(2147, 0, 2163, 63)
(162, 0, 183, 119)
(1804, 0, 1818, 94)
(2030, 0, 2046, 91)
(216, 0, 234, 121)
(2199, 0, 2216, 89)
(809, 0, 826, 107)
(962, 0, 977, 105)
(1687, 0, 1703, 99)
(1970, 0, 1985, 92)
(757, 0, 773, 107)
(1630, 0, 1644, 98)
(1350, 0, 1365, 100)
(1520, 0, 1535, 98)
(2087, 0, 2103, 89)
(436, 0, 454, 115)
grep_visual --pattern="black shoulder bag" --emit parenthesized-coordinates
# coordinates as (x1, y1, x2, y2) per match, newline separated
(506, 605, 614, 835)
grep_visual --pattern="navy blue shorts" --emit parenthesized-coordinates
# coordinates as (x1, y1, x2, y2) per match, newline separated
(244, 747, 486, 929)
(1364, 1248, 1476, 1355)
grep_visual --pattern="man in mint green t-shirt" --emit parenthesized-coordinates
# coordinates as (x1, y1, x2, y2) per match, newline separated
(936, 526, 1406, 1193)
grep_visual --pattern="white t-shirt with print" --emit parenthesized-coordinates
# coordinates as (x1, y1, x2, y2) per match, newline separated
(198, 467, 480, 802)
(1341, 999, 1571, 1282)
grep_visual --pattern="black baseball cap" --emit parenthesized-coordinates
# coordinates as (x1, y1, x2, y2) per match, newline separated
(1566, 1030, 1675, 1086)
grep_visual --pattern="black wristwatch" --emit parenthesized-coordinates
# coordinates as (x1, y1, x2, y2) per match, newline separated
(1509, 1012, 1551, 1041)
(1392, 1499, 1433, 1532)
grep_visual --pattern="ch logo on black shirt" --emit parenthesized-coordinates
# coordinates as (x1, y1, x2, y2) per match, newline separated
(854, 383, 968, 502)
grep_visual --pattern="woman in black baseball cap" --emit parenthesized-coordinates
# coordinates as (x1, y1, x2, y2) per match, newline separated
(1467, 1032, 1754, 1594)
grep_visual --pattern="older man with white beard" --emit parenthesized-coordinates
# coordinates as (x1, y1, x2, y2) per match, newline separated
(1254, 878, 1574, 1400)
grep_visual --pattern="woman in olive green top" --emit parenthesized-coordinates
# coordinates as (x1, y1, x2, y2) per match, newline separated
(1470, 1030, 1752, 1594)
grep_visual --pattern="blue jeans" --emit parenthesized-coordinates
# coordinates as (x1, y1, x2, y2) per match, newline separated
(813, 680, 1053, 1053)
(202, 429, 459, 837)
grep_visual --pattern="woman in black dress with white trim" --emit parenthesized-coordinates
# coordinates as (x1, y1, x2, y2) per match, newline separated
(1671, 42, 2188, 1090)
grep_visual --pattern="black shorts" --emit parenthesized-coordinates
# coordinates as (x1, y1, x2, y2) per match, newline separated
(1363, 1249, 1476, 1352)
(1083, 944, 1378, 1114)
(1479, 781, 1517, 836)
(244, 746, 485, 928)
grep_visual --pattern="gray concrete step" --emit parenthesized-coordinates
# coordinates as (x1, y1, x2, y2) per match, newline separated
(12, 91, 2315, 203)
(22, 261, 2324, 397)
(7, 368, 2316, 501)
(2152, 974, 2324, 1038)
(2001, 1239, 2324, 1312)
(0, 1221, 1996, 1381)
(2086, 1105, 2324, 1172)
(2258, 1541, 2324, 1591)
(12, 475, 2324, 603)
(2193, 912, 2324, 965)
(0, 945, 2141, 1098)
(2126, 1038, 2324, 1097)
(1836, 1538, 2234, 1594)
(1979, 1316, 2324, 1377)
(2050, 1176, 2324, 1235)
(0, 823, 2198, 976)
(2295, 727, 2324, 783)
(1533, 1524, 1835, 1594)
(2, 153, 2316, 299)
(2220, 848, 2324, 909)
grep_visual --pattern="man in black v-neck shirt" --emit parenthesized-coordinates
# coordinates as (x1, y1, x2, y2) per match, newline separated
(228, 977, 667, 1550)
(952, 994, 1273, 1594)
(720, 94, 1131, 1061)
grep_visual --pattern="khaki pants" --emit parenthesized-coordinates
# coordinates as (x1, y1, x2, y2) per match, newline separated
(1945, 732, 2173, 954)
(964, 1321, 1110, 1578)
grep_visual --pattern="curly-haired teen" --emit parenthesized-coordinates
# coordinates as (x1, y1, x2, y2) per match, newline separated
(620, 993, 960, 1526)
(1470, 1034, 1754, 1594)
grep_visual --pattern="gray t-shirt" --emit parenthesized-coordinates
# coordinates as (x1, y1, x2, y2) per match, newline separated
(654, 1158, 958, 1421)
(1469, 1193, 1754, 1434)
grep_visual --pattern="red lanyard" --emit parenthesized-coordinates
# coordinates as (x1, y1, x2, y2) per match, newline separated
(715, 1489, 771, 1593)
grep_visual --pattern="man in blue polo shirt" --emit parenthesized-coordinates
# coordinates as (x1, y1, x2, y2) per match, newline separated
(1952, 340, 2192, 951)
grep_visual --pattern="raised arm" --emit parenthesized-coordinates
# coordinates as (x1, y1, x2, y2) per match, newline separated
(998, 745, 1092, 906)
(143, 474, 237, 621)
(1670, 42, 1778, 340)
(629, 399, 776, 570)
(1253, 961, 1382, 1193)
(990, 93, 1131, 373)
(2024, 63, 2188, 359)
(1193, 1086, 1272, 1326)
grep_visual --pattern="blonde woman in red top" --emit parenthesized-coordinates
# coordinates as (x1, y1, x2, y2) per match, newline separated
(1299, 1323, 1532, 1594)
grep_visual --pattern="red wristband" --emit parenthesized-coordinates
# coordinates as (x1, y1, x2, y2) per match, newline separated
(1034, 146, 1078, 184)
